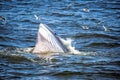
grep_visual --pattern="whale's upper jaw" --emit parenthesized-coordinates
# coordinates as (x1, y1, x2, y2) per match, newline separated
(32, 23, 68, 53)
(38, 24, 57, 43)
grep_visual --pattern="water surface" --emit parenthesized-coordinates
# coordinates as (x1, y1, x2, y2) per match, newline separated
(0, 0, 120, 80)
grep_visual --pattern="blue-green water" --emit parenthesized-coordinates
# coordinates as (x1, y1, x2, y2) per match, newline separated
(0, 0, 120, 80)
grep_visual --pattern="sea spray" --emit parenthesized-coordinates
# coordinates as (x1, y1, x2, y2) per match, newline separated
(60, 38, 81, 54)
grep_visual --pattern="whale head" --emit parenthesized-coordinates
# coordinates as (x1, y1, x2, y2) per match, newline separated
(32, 23, 68, 53)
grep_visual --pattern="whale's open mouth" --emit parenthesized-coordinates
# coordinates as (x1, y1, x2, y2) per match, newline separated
(32, 23, 68, 53)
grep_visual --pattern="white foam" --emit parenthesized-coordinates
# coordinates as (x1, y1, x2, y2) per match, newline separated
(60, 38, 81, 54)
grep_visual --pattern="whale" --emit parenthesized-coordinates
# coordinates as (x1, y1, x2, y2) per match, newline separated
(32, 23, 69, 53)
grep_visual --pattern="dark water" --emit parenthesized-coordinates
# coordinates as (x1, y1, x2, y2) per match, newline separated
(0, 0, 120, 80)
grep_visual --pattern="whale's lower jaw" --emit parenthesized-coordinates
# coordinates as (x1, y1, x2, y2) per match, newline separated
(32, 23, 68, 54)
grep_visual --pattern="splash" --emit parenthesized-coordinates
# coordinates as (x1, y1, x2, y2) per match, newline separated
(60, 37, 98, 56)
(0, 37, 97, 63)
(60, 38, 81, 54)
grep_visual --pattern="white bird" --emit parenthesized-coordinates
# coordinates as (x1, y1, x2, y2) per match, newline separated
(103, 25, 109, 31)
(34, 15, 39, 20)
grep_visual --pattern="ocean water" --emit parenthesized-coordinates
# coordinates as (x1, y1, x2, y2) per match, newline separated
(0, 0, 120, 80)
